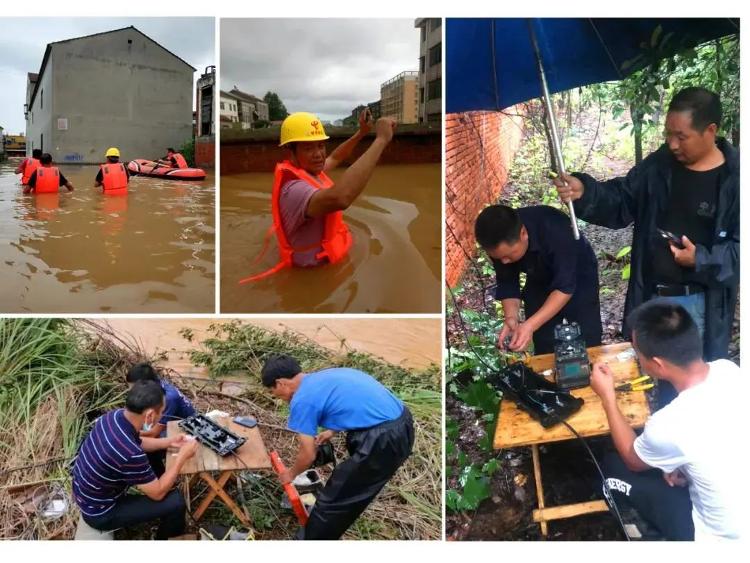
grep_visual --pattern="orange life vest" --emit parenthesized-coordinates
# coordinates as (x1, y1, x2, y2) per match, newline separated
(238, 160, 353, 284)
(100, 163, 128, 196)
(35, 167, 60, 194)
(171, 153, 188, 169)
(21, 158, 41, 185)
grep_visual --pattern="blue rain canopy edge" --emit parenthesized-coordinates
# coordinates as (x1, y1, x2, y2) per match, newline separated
(446, 18, 739, 113)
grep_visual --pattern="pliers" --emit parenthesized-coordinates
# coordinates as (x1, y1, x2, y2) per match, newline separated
(616, 375, 654, 393)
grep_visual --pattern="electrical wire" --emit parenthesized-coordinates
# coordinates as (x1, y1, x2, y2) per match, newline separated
(446, 281, 631, 540)
(557, 418, 630, 539)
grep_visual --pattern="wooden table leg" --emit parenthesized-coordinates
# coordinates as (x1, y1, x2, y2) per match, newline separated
(193, 471, 228, 521)
(193, 471, 252, 529)
(531, 444, 548, 537)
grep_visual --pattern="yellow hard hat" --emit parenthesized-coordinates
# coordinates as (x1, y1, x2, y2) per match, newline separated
(105, 147, 120, 158)
(279, 112, 330, 146)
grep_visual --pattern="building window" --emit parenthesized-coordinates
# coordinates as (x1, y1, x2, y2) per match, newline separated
(429, 43, 441, 67)
(428, 79, 441, 101)
(430, 18, 442, 31)
(41, 89, 43, 110)
(220, 102, 225, 110)
(420, 88, 425, 103)
(420, 56, 425, 73)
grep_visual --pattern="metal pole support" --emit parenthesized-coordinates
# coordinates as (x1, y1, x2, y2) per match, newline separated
(528, 19, 581, 240)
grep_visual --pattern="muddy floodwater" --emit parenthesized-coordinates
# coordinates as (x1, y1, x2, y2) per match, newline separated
(0, 160, 215, 313)
(101, 318, 442, 376)
(220, 164, 441, 313)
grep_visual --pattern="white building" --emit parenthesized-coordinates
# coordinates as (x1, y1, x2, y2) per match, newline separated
(219, 90, 239, 129)
(415, 18, 443, 125)
(227, 87, 270, 127)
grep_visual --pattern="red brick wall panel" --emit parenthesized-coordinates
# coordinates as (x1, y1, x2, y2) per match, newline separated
(194, 136, 215, 168)
(221, 130, 440, 175)
(445, 110, 524, 286)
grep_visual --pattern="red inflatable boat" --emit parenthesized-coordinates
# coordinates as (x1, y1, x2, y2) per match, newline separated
(127, 159, 206, 180)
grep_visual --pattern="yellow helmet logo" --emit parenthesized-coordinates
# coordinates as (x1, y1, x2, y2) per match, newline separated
(280, 112, 330, 146)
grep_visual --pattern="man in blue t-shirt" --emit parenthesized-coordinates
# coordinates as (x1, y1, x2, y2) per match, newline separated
(126, 362, 197, 475)
(71, 380, 199, 539)
(261, 354, 415, 540)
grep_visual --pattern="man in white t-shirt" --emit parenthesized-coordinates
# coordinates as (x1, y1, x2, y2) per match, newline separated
(590, 300, 744, 541)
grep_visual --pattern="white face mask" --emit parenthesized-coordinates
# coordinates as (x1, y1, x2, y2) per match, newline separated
(142, 412, 155, 432)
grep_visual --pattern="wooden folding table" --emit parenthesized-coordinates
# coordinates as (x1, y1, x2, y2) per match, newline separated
(166, 417, 272, 528)
(493, 342, 651, 536)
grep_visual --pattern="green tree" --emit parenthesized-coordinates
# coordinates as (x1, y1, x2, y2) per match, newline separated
(263, 91, 289, 121)
(671, 36, 739, 146)
(613, 28, 740, 164)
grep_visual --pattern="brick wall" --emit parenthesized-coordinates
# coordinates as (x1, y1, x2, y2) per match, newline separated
(220, 129, 441, 175)
(195, 135, 215, 168)
(445, 110, 524, 287)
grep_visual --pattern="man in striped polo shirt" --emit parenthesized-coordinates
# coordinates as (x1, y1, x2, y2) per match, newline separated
(71, 380, 198, 539)
(126, 362, 197, 476)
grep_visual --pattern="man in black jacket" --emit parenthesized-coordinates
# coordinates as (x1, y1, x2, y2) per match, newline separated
(553, 87, 738, 377)
(474, 204, 602, 354)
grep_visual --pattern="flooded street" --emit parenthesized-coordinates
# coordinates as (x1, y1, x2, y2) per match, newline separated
(0, 160, 215, 313)
(220, 164, 441, 313)
(100, 318, 442, 375)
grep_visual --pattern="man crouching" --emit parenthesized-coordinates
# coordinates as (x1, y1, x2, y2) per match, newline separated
(71, 380, 198, 539)
(261, 354, 414, 539)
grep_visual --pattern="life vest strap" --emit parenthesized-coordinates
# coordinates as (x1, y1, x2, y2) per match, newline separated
(252, 226, 276, 265)
(247, 224, 322, 281)
(238, 261, 288, 285)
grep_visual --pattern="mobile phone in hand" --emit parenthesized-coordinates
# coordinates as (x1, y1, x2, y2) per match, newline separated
(657, 228, 684, 249)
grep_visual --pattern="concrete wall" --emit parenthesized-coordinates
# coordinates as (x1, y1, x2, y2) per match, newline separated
(26, 55, 54, 156)
(221, 128, 440, 175)
(445, 110, 524, 286)
(45, 28, 193, 163)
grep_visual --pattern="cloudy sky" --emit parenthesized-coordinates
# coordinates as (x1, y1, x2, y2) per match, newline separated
(0, 17, 214, 134)
(221, 19, 420, 122)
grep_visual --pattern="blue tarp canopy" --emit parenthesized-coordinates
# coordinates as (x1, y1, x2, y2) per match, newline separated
(447, 18, 739, 113)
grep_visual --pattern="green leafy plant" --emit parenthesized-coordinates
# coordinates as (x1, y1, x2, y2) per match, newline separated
(446, 464, 492, 512)
(178, 138, 196, 167)
(615, 245, 632, 280)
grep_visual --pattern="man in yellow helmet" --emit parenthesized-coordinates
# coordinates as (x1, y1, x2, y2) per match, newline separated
(95, 147, 130, 194)
(241, 109, 396, 283)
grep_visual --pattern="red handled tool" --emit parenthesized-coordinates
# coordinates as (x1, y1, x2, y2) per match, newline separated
(270, 451, 308, 526)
